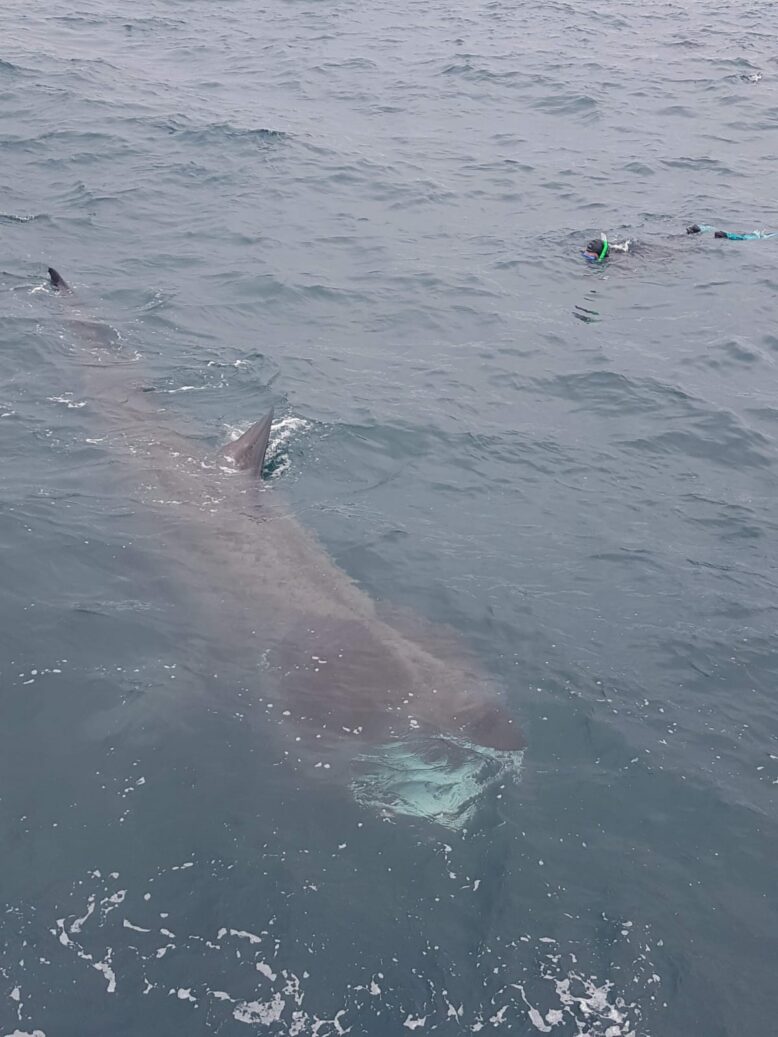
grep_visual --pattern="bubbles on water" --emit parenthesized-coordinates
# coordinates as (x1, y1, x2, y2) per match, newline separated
(514, 951, 649, 1036)
(1, 862, 663, 1036)
(0, 212, 41, 223)
(46, 393, 87, 409)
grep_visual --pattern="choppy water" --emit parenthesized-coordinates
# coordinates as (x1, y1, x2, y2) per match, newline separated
(2, 0, 778, 1033)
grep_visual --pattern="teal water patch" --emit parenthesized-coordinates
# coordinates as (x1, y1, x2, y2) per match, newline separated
(350, 735, 523, 829)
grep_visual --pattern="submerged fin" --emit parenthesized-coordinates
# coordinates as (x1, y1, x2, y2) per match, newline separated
(223, 409, 274, 477)
(48, 267, 70, 292)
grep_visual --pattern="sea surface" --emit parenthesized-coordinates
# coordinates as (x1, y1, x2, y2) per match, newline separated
(1, 0, 777, 1033)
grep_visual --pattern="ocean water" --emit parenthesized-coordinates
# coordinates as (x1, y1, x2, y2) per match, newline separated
(1, 0, 777, 1033)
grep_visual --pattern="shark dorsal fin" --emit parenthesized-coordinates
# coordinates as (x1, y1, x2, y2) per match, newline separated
(48, 267, 70, 292)
(223, 409, 274, 477)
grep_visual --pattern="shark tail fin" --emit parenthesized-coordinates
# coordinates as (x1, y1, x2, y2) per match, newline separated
(48, 267, 70, 292)
(223, 409, 274, 477)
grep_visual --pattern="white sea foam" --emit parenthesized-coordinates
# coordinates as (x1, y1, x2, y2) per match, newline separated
(27, 864, 660, 1036)
(47, 394, 86, 409)
(234, 992, 286, 1025)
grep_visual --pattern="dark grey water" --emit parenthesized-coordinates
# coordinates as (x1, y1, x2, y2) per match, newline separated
(2, 0, 777, 1033)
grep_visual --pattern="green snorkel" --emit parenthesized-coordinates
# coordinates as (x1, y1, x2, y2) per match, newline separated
(582, 234, 611, 263)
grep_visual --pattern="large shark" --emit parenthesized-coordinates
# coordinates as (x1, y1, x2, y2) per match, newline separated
(47, 266, 525, 827)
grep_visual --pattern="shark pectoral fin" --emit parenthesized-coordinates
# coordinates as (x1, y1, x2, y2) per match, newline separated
(223, 409, 274, 477)
(48, 267, 70, 292)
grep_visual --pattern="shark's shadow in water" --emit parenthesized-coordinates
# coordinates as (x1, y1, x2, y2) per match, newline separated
(47, 266, 525, 828)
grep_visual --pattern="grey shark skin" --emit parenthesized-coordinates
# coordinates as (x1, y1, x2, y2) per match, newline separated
(49, 267, 525, 825)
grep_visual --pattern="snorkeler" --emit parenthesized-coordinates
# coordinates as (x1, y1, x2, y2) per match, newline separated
(581, 224, 776, 263)
(686, 224, 777, 240)
(581, 234, 631, 263)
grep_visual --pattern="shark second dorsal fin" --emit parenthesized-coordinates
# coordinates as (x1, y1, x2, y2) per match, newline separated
(223, 409, 274, 477)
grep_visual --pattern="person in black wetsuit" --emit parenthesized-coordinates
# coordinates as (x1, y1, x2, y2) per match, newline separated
(686, 223, 777, 240)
